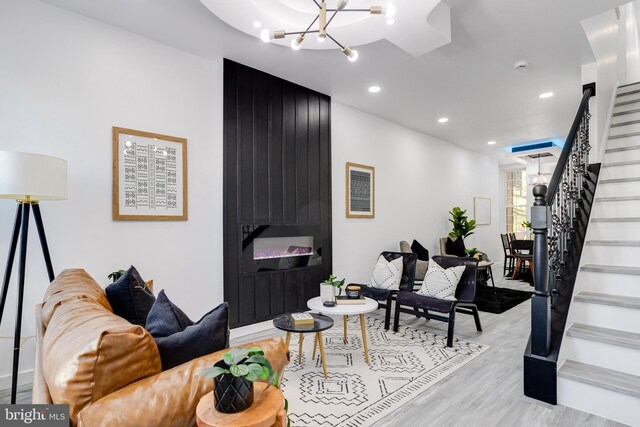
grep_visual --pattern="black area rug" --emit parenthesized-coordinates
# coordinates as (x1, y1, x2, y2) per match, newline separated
(474, 285, 533, 314)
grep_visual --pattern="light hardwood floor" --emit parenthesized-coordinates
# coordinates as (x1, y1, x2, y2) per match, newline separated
(0, 273, 626, 426)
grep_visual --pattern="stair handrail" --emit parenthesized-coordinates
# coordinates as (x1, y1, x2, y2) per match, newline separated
(545, 87, 594, 205)
(530, 85, 593, 357)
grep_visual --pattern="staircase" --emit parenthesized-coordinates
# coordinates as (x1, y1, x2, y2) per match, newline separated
(557, 82, 640, 427)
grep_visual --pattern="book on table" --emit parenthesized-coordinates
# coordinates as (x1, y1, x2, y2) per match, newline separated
(336, 296, 366, 305)
(291, 312, 314, 325)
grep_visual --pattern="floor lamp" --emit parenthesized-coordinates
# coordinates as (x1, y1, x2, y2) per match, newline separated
(0, 151, 67, 404)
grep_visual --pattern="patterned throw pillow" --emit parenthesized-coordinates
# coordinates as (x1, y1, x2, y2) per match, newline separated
(370, 255, 403, 290)
(417, 259, 466, 300)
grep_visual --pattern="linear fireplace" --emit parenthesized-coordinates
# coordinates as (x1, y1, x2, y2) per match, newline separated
(241, 225, 322, 273)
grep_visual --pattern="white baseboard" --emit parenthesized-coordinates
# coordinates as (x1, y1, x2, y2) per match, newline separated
(230, 320, 275, 341)
(0, 369, 34, 391)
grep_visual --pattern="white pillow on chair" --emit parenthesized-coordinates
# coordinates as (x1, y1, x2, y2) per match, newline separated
(416, 259, 466, 300)
(369, 255, 403, 290)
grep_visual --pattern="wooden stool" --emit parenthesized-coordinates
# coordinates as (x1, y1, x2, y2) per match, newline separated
(196, 382, 286, 427)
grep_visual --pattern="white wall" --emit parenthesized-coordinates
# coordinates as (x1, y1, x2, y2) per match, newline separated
(0, 0, 502, 388)
(0, 0, 223, 386)
(331, 103, 501, 283)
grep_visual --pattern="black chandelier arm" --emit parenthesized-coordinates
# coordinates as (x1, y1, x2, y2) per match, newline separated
(326, 33, 345, 49)
(325, 9, 340, 29)
(312, 0, 322, 8)
(327, 9, 371, 12)
(284, 30, 320, 36)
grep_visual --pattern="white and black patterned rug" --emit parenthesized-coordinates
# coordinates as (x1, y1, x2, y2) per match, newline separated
(281, 316, 489, 427)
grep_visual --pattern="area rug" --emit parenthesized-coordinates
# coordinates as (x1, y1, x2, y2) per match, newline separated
(281, 316, 489, 427)
(474, 285, 533, 314)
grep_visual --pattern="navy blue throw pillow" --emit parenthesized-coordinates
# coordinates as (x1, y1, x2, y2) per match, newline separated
(145, 290, 230, 370)
(105, 266, 155, 326)
(411, 239, 430, 261)
(446, 237, 467, 257)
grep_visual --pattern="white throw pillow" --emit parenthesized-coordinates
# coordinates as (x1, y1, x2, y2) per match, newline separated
(369, 255, 403, 290)
(417, 259, 466, 300)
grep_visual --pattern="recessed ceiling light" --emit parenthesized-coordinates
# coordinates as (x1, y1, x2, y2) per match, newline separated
(539, 92, 554, 99)
(253, 21, 262, 28)
(438, 117, 449, 123)
(487, 140, 496, 145)
(368, 86, 381, 93)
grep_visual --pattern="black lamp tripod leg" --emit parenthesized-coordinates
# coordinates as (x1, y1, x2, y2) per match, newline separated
(11, 203, 30, 404)
(0, 203, 23, 327)
(32, 204, 54, 282)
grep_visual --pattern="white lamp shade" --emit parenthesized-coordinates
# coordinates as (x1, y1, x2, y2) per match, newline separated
(0, 151, 67, 201)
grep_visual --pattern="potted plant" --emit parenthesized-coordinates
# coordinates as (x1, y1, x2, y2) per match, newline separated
(320, 274, 345, 307)
(465, 247, 481, 259)
(522, 220, 532, 239)
(202, 346, 279, 414)
(448, 207, 476, 241)
(107, 269, 126, 283)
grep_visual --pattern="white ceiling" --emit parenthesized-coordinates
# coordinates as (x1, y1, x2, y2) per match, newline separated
(40, 0, 629, 158)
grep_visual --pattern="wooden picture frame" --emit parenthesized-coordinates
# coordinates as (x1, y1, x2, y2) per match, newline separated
(346, 162, 375, 218)
(474, 197, 491, 225)
(112, 127, 188, 221)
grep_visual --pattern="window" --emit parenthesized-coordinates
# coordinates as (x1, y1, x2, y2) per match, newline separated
(506, 169, 527, 236)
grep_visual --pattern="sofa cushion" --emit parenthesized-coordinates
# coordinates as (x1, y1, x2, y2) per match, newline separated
(446, 237, 467, 257)
(146, 290, 230, 370)
(41, 269, 112, 328)
(369, 255, 403, 290)
(105, 266, 155, 326)
(417, 259, 466, 300)
(411, 239, 430, 261)
(43, 298, 161, 425)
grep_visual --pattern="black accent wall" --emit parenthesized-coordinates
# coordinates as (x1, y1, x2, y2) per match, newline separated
(223, 59, 332, 328)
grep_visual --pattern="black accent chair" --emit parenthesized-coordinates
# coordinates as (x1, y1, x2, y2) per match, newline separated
(356, 251, 417, 330)
(393, 256, 481, 347)
(500, 234, 515, 276)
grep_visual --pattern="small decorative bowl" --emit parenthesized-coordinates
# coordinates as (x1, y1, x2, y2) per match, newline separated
(345, 285, 361, 299)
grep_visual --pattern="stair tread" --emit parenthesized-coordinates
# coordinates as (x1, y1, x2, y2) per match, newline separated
(602, 160, 640, 167)
(567, 323, 640, 350)
(558, 360, 640, 398)
(575, 291, 640, 310)
(610, 119, 640, 128)
(585, 240, 640, 247)
(617, 88, 640, 98)
(613, 107, 640, 117)
(591, 217, 640, 222)
(614, 99, 640, 107)
(581, 264, 640, 275)
(595, 196, 640, 202)
(599, 177, 640, 184)
(608, 131, 640, 140)
(606, 145, 640, 152)
(618, 81, 640, 89)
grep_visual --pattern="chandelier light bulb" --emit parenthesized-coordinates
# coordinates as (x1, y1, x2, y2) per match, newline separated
(318, 33, 326, 42)
(291, 34, 305, 50)
(385, 3, 397, 18)
(260, 28, 271, 43)
(343, 48, 358, 62)
(337, 0, 349, 10)
(386, 18, 395, 25)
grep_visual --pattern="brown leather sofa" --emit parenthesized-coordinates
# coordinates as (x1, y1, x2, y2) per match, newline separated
(33, 269, 290, 427)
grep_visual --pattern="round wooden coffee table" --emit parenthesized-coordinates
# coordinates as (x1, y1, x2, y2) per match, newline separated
(196, 382, 286, 427)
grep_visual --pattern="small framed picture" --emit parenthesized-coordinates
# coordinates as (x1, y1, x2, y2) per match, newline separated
(112, 127, 188, 221)
(346, 162, 375, 219)
(474, 197, 491, 225)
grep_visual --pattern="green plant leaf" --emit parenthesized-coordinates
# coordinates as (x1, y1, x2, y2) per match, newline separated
(201, 366, 229, 378)
(229, 347, 250, 364)
(222, 353, 234, 366)
(245, 354, 272, 371)
(245, 363, 263, 382)
(230, 364, 250, 377)
(261, 365, 270, 380)
(246, 346, 264, 356)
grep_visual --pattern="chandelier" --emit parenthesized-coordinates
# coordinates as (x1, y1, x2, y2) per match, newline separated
(260, 0, 397, 62)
